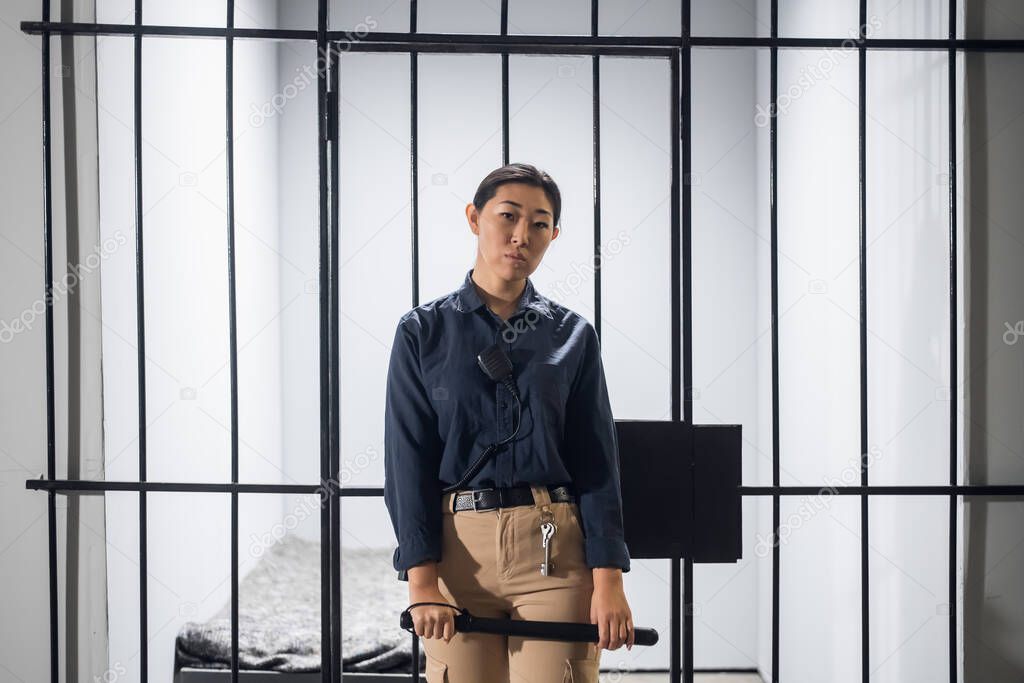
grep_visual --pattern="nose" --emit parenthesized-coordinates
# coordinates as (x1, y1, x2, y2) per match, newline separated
(511, 217, 530, 245)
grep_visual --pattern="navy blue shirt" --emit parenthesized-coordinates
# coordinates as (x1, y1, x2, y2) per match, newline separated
(383, 267, 631, 575)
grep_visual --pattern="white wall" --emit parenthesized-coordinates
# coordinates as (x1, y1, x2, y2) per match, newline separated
(96, 1, 286, 680)
(1, 1, 76, 681)
(962, 3, 1024, 680)
(754, 2, 967, 682)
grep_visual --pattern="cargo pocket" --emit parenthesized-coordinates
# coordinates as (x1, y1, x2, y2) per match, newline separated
(562, 657, 599, 683)
(425, 653, 449, 683)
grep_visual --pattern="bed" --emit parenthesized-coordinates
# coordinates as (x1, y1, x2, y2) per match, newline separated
(173, 535, 425, 682)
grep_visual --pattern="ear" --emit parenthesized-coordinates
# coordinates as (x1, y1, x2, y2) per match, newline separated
(465, 203, 479, 234)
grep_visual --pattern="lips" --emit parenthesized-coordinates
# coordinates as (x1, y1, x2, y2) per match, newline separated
(505, 253, 526, 262)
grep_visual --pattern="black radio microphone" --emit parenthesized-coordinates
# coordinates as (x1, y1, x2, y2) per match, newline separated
(476, 342, 519, 400)
(439, 343, 522, 494)
(400, 344, 523, 581)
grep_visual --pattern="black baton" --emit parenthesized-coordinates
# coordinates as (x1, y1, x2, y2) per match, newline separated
(400, 605, 659, 647)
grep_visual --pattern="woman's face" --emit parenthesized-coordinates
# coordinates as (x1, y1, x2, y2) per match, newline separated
(467, 182, 559, 281)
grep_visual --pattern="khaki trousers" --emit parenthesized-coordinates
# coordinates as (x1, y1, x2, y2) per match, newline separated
(421, 485, 601, 683)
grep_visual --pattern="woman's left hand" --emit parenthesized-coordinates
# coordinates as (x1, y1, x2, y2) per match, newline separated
(590, 569, 634, 651)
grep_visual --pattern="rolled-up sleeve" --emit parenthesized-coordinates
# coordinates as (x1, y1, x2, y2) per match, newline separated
(564, 321, 631, 572)
(383, 316, 445, 574)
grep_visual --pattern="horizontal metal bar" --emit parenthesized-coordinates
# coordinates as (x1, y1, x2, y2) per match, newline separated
(340, 41, 676, 56)
(25, 479, 383, 495)
(25, 479, 1024, 496)
(18, 21, 670, 54)
(19, 22, 1024, 52)
(690, 36, 1024, 51)
(741, 485, 1024, 496)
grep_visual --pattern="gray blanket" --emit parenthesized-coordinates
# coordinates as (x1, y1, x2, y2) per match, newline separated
(175, 536, 424, 673)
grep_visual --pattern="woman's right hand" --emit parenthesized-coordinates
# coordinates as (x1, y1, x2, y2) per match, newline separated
(408, 583, 459, 642)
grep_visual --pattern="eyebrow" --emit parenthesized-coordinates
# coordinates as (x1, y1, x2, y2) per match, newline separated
(498, 200, 552, 217)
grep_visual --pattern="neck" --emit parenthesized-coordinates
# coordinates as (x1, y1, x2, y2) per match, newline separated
(471, 263, 526, 316)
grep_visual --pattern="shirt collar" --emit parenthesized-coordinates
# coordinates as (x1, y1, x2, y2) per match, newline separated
(455, 268, 553, 320)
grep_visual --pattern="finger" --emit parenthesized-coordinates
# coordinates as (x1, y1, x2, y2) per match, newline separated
(598, 617, 609, 650)
(443, 617, 454, 643)
(609, 619, 622, 650)
(608, 620, 620, 650)
(627, 620, 635, 649)
(432, 617, 444, 640)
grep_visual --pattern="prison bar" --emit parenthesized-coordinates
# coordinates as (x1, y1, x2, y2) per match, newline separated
(26, 480, 1024, 497)
(947, 2, 962, 680)
(315, 0, 333, 679)
(131, 0, 150, 678)
(768, 6, 781, 679)
(857, 2, 870, 681)
(16, 19, 1024, 53)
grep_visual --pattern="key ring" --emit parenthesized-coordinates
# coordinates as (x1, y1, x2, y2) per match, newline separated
(400, 601, 466, 635)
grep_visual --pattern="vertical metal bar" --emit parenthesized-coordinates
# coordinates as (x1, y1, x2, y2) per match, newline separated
(947, 0, 959, 680)
(679, 1, 696, 683)
(501, 0, 509, 165)
(674, 2, 688, 681)
(679, 8, 691, 432)
(40, 0, 59, 678)
(409, 1, 421, 679)
(769, 1, 780, 681)
(329, 41, 343, 683)
(410, 0, 420, 311)
(225, 1, 240, 680)
(591, 0, 602, 341)
(132, 0, 149, 679)
(316, 0, 331, 680)
(857, 3, 870, 682)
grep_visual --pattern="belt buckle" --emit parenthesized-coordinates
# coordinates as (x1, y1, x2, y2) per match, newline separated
(471, 487, 495, 512)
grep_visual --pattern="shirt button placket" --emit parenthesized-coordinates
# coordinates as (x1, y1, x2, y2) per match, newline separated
(503, 319, 515, 485)
(495, 379, 504, 485)
(490, 321, 506, 486)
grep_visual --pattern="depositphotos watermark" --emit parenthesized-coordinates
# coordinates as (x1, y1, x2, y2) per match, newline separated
(754, 14, 883, 127)
(1, 230, 129, 344)
(497, 225, 629, 345)
(545, 229, 633, 304)
(753, 444, 884, 557)
(93, 661, 128, 683)
(499, 308, 544, 344)
(248, 445, 379, 559)
(248, 16, 379, 128)
(1003, 321, 1024, 345)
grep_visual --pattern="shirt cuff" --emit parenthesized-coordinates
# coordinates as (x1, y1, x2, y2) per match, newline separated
(584, 536, 631, 573)
(392, 538, 442, 573)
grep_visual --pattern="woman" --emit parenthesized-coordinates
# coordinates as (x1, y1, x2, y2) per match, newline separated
(383, 163, 633, 683)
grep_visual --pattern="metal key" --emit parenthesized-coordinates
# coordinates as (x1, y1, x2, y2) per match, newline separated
(540, 521, 557, 576)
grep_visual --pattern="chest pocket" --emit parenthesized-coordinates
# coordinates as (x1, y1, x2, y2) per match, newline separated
(523, 362, 568, 429)
(424, 358, 487, 436)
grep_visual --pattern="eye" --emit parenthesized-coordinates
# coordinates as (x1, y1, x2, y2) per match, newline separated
(534, 222, 549, 229)
(501, 211, 515, 221)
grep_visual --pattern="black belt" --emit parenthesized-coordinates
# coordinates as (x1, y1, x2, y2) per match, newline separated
(453, 484, 574, 512)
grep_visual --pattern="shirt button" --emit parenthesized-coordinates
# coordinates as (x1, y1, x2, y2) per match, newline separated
(500, 401, 507, 409)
